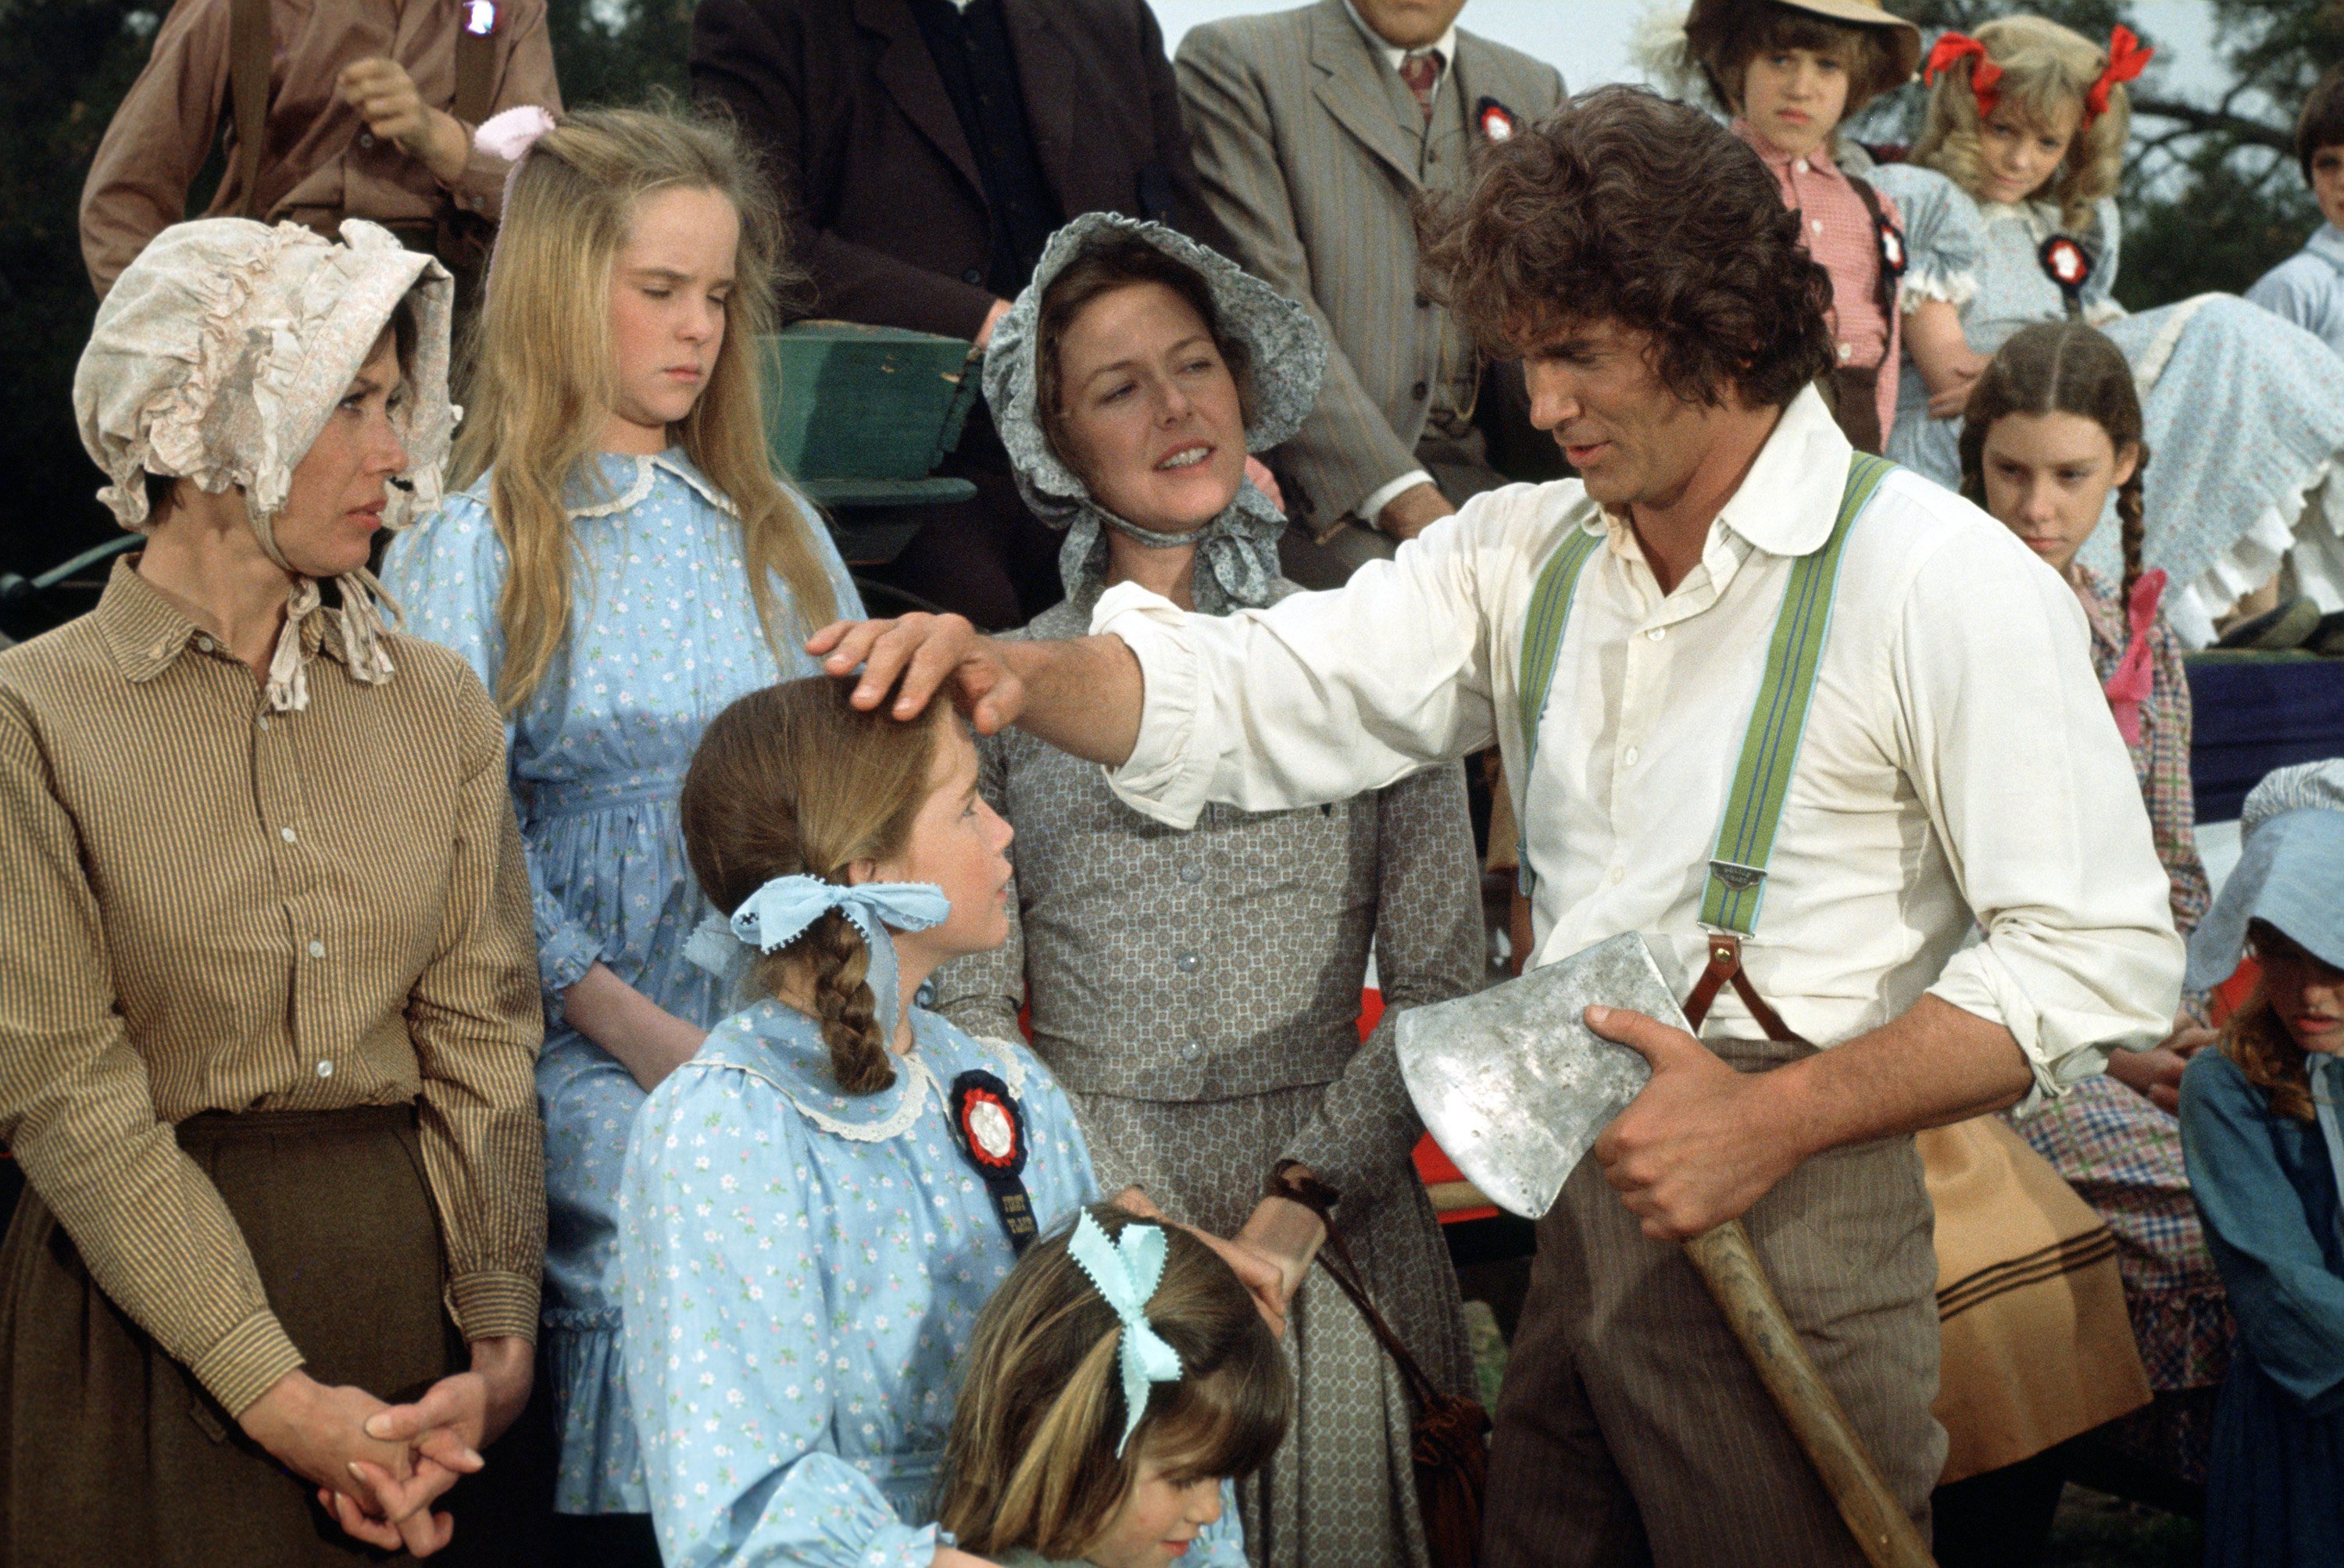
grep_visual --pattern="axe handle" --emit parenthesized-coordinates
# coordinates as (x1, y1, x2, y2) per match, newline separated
(1681, 1220, 1937, 1568)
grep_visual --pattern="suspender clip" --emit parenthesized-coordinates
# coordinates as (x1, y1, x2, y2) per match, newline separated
(1706, 859, 1767, 893)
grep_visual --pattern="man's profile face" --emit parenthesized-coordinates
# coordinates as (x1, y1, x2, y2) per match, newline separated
(1519, 319, 1709, 513)
(1352, 0, 1470, 50)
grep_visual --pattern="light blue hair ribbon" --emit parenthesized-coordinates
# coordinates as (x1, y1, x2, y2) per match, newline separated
(1067, 1209, 1184, 1456)
(683, 875, 950, 1045)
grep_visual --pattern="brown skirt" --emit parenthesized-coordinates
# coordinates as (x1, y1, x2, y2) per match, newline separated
(0, 1105, 544, 1567)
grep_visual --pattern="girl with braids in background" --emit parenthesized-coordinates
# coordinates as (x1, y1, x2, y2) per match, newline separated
(621, 677, 1273, 1568)
(381, 104, 860, 1560)
(1922, 322, 2232, 1562)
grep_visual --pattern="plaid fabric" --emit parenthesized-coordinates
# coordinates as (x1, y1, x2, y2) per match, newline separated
(2074, 564, 2211, 936)
(2009, 1075, 2232, 1391)
(1735, 123, 1901, 441)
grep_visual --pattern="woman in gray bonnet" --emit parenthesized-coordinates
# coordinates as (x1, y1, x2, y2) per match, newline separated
(930, 212, 1484, 1568)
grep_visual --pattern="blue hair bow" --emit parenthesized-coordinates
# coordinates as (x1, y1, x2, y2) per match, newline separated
(683, 875, 950, 1045)
(1067, 1209, 1184, 1456)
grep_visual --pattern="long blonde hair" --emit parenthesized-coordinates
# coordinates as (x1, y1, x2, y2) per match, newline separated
(934, 1205, 1289, 1559)
(1913, 16, 2129, 235)
(456, 104, 838, 713)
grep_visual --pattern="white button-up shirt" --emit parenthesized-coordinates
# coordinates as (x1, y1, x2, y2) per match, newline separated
(1094, 388, 2182, 1098)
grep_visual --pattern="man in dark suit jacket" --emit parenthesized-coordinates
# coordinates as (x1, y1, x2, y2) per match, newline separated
(693, 0, 1233, 627)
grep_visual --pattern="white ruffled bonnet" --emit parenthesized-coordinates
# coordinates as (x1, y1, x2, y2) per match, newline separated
(73, 217, 456, 709)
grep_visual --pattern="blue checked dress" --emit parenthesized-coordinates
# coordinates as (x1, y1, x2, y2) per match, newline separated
(1874, 164, 2344, 647)
(618, 1000, 1249, 1568)
(382, 450, 861, 1513)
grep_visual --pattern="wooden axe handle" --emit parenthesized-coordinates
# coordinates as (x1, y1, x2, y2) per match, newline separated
(1681, 1220, 1937, 1568)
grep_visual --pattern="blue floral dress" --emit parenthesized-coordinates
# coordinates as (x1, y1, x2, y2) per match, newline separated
(382, 451, 861, 1513)
(620, 1001, 1248, 1568)
(1874, 165, 2344, 647)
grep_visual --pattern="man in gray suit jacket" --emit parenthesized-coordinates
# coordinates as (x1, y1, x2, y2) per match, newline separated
(1177, 0, 1564, 559)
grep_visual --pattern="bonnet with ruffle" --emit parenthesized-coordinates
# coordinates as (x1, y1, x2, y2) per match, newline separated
(982, 213, 1324, 615)
(73, 217, 456, 710)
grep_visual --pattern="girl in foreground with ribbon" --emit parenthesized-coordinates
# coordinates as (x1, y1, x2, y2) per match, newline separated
(383, 104, 861, 1558)
(2177, 759, 2344, 1565)
(1874, 15, 2344, 646)
(936, 1205, 1287, 1567)
(618, 677, 1260, 1567)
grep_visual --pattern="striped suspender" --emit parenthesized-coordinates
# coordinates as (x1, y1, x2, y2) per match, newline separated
(1511, 527, 1604, 894)
(1513, 452, 1898, 925)
(1699, 452, 1892, 931)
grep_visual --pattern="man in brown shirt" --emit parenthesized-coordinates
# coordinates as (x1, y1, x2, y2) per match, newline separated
(80, 0, 562, 297)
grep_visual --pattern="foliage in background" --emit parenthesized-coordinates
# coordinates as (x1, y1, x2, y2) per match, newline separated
(1862, 0, 2344, 308)
(2, 0, 2342, 582)
(0, 0, 691, 587)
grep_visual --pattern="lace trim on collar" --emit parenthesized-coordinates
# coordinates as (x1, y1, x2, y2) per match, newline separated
(567, 452, 741, 520)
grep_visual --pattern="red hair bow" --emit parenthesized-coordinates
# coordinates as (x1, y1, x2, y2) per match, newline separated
(1924, 32, 2002, 122)
(2085, 26, 2153, 125)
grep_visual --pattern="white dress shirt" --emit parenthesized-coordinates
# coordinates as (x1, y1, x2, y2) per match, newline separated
(1340, 0, 1454, 527)
(1093, 388, 2184, 1100)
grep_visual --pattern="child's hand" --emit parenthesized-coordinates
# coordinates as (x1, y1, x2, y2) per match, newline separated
(1903, 298, 1991, 419)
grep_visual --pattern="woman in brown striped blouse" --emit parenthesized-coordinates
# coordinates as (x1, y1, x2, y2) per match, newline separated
(0, 219, 545, 1563)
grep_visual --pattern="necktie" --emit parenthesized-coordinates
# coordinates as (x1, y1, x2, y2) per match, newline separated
(1398, 50, 1440, 123)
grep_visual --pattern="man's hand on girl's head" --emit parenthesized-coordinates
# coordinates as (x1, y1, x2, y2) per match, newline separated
(808, 615, 1028, 732)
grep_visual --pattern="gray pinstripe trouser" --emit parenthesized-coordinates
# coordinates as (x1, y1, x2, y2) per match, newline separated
(1481, 1038, 1946, 1567)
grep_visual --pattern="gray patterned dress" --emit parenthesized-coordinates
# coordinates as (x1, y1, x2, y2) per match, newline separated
(933, 581, 1484, 1568)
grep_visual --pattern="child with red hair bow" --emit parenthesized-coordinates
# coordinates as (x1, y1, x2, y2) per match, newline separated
(1873, 15, 2344, 651)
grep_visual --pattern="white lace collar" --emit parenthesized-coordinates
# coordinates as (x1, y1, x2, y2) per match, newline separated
(566, 449, 740, 520)
(695, 1002, 1033, 1144)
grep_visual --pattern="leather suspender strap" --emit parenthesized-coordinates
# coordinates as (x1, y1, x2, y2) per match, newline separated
(1846, 174, 1900, 325)
(228, 0, 270, 219)
(1510, 526, 1604, 895)
(1698, 452, 1893, 935)
(1683, 932, 1801, 1041)
(452, 20, 496, 129)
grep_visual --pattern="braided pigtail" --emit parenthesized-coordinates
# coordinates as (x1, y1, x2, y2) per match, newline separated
(802, 909, 893, 1095)
(2116, 449, 2149, 606)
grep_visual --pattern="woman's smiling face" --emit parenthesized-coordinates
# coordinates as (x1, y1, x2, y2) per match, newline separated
(1049, 280, 1248, 536)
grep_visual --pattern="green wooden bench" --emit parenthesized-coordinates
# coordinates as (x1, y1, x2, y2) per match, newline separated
(761, 321, 981, 566)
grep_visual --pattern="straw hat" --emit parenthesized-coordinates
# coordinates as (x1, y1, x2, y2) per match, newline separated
(1682, 0, 1921, 106)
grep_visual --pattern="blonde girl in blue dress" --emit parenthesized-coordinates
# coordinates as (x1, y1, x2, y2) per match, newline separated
(1876, 15, 2344, 645)
(383, 105, 859, 1559)
(622, 677, 1255, 1568)
(935, 1204, 1285, 1568)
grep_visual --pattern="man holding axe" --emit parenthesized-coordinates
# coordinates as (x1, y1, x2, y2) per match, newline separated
(811, 88, 2182, 1565)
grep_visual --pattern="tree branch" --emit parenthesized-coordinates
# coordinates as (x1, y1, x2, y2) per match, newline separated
(2129, 95, 2293, 153)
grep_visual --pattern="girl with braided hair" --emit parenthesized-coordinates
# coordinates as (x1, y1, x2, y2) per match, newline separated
(622, 676, 1271, 1568)
(1931, 321, 2233, 1546)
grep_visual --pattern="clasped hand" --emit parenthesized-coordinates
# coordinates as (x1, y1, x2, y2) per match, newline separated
(1585, 1005, 1809, 1241)
(242, 1337, 531, 1556)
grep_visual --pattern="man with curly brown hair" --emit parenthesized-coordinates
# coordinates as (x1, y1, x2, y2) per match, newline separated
(811, 87, 2185, 1564)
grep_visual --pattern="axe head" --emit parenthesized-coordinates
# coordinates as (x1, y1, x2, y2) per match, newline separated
(1395, 930, 1688, 1220)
